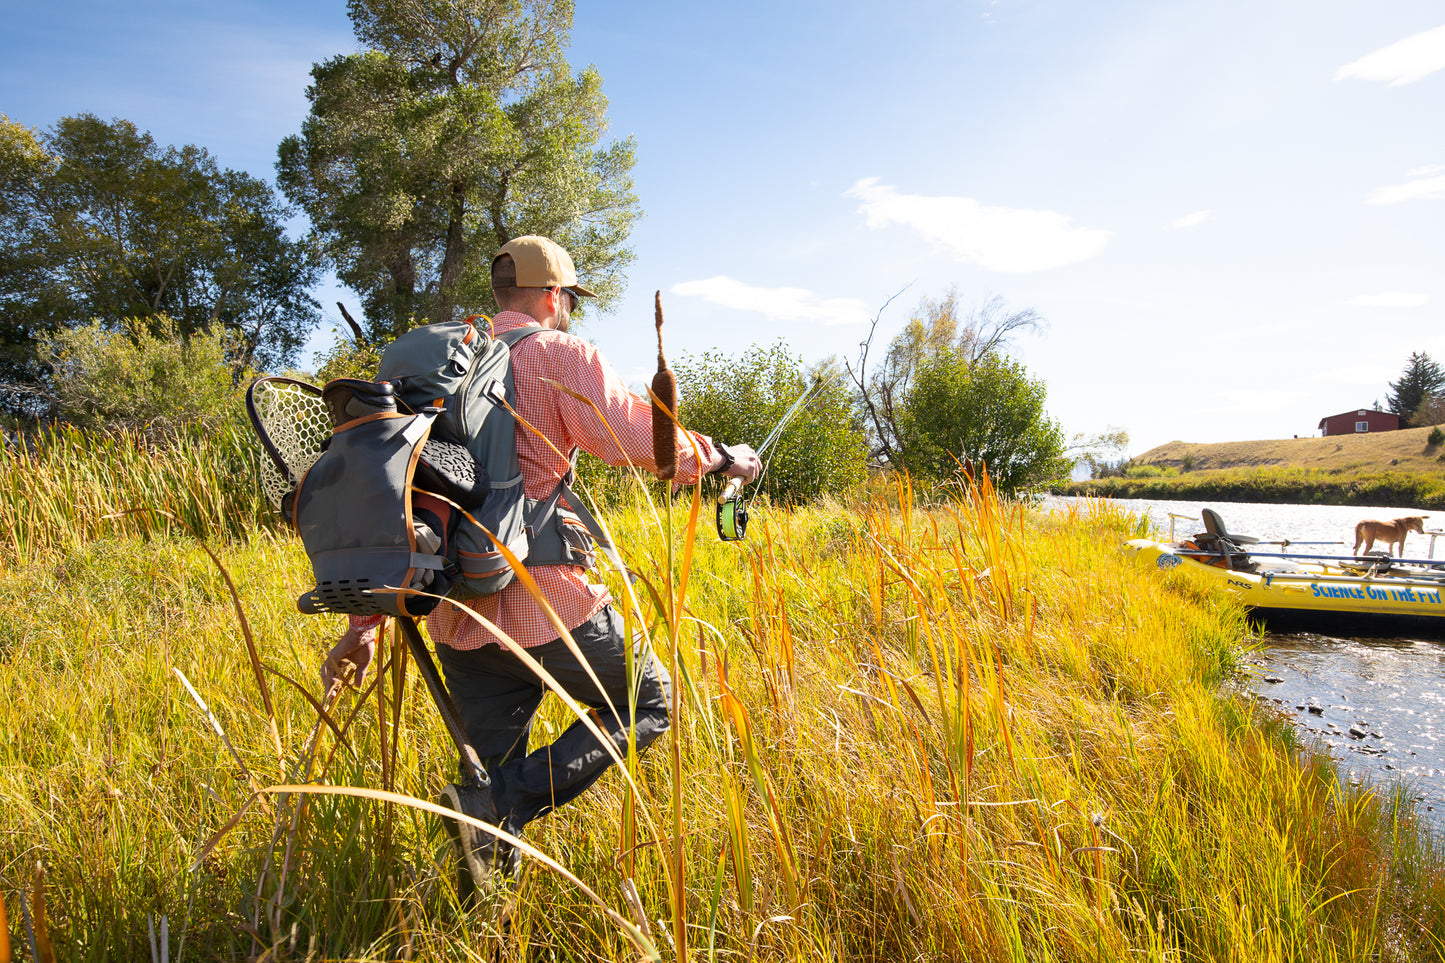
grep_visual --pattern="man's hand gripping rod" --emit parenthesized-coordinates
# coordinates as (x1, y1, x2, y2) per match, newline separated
(716, 380, 823, 541)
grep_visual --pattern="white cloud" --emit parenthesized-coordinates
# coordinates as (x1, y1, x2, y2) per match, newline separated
(668, 276, 871, 326)
(844, 177, 1111, 273)
(1171, 210, 1212, 229)
(1369, 166, 1445, 204)
(1347, 292, 1430, 308)
(1335, 24, 1445, 86)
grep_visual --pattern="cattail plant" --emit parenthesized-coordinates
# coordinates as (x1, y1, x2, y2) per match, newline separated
(651, 290, 678, 480)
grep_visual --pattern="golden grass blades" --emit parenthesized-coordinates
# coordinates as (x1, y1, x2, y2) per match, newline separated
(0, 879, 9, 963)
(264, 784, 662, 960)
(6, 426, 1445, 958)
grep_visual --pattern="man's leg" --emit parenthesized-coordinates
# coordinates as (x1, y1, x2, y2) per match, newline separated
(463, 605, 671, 829)
(435, 641, 547, 770)
(433, 638, 549, 891)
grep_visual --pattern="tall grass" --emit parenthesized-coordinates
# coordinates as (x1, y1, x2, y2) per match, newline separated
(1, 432, 1444, 960)
(0, 421, 270, 568)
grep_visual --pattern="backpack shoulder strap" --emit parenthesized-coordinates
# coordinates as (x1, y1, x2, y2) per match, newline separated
(494, 324, 547, 349)
(525, 467, 613, 550)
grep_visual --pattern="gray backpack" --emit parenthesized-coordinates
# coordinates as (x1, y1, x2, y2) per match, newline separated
(293, 316, 610, 619)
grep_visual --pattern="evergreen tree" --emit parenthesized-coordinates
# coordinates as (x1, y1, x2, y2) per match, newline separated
(1386, 351, 1445, 426)
(277, 0, 639, 342)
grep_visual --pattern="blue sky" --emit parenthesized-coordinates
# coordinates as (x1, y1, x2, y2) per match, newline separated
(4, 0, 1443, 456)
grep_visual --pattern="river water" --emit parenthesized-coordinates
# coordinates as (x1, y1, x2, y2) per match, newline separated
(1048, 496, 1445, 820)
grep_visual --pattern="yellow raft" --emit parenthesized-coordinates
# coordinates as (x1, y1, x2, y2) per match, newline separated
(1123, 508, 1445, 633)
(1127, 535, 1445, 627)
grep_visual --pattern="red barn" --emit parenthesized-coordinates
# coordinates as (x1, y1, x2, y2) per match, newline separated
(1318, 408, 1400, 436)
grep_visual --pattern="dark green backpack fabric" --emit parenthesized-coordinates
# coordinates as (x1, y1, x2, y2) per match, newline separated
(378, 318, 537, 596)
(293, 382, 462, 618)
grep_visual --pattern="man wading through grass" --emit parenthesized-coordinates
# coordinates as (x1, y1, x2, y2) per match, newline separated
(320, 235, 761, 892)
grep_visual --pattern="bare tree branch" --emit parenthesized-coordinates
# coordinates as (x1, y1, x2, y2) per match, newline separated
(336, 302, 366, 344)
(845, 283, 912, 468)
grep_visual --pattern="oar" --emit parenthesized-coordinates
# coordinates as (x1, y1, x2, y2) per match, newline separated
(1179, 548, 1445, 568)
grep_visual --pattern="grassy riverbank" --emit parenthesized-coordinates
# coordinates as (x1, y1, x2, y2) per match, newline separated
(1057, 426, 1445, 507)
(4, 431, 1445, 960)
(1057, 465, 1445, 508)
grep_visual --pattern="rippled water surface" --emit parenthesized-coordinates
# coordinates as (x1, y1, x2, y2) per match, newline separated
(1051, 496, 1445, 817)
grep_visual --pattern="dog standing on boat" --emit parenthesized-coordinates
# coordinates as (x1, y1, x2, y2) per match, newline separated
(1352, 515, 1428, 556)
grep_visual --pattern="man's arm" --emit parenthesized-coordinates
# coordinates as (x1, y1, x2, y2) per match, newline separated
(548, 336, 744, 482)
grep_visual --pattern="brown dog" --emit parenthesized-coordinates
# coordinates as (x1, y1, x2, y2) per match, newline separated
(1353, 515, 1428, 555)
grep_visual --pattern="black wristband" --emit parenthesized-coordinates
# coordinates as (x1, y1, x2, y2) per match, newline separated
(709, 443, 735, 474)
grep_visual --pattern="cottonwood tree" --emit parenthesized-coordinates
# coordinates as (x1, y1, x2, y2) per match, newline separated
(1413, 393, 1445, 428)
(0, 114, 321, 411)
(1069, 427, 1131, 478)
(1386, 352, 1445, 427)
(277, 0, 640, 343)
(847, 287, 1050, 486)
(896, 350, 1068, 495)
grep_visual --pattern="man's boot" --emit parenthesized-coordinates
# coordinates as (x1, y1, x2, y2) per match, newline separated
(437, 781, 518, 902)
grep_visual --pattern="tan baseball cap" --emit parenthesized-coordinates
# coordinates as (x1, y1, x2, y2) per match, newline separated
(492, 235, 597, 297)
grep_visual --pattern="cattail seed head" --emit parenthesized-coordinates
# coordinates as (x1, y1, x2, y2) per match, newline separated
(652, 291, 678, 479)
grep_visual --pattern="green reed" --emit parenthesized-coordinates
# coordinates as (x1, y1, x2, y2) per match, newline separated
(1063, 465, 1445, 509)
(0, 421, 271, 566)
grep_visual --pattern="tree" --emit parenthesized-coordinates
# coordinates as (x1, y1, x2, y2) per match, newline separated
(1069, 427, 1131, 478)
(674, 341, 867, 504)
(1413, 393, 1445, 428)
(848, 287, 1044, 469)
(895, 350, 1068, 495)
(277, 0, 640, 344)
(0, 114, 322, 406)
(1385, 351, 1445, 426)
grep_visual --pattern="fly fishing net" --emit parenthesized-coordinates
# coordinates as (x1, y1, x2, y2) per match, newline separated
(246, 376, 330, 513)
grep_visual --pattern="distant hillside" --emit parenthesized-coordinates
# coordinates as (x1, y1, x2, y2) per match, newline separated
(1134, 426, 1445, 475)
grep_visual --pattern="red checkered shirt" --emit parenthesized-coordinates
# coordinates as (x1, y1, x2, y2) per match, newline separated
(350, 311, 719, 649)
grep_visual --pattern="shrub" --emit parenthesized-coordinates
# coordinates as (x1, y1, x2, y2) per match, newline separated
(1428, 426, 1445, 448)
(44, 315, 243, 431)
(314, 331, 382, 384)
(1124, 464, 1179, 479)
(674, 341, 867, 504)
(894, 350, 1068, 496)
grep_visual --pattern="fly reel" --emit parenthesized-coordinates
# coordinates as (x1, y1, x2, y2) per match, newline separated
(710, 377, 827, 542)
(717, 476, 748, 541)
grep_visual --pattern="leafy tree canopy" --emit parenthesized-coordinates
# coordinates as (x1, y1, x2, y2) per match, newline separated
(1386, 351, 1445, 426)
(0, 113, 321, 411)
(852, 287, 1044, 468)
(1414, 392, 1445, 429)
(277, 0, 639, 343)
(896, 349, 1068, 496)
(674, 341, 867, 505)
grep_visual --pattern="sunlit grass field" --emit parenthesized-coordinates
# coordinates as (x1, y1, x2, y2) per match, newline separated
(3, 428, 1445, 961)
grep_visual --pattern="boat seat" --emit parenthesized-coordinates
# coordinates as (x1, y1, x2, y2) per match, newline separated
(1193, 508, 1258, 572)
(1200, 508, 1258, 545)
